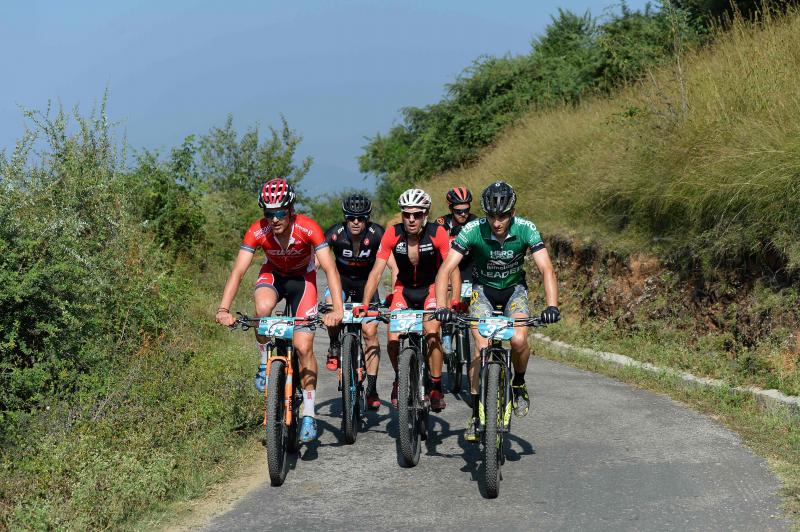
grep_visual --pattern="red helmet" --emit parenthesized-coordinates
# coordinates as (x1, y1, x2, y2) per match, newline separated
(258, 178, 296, 210)
(446, 187, 472, 205)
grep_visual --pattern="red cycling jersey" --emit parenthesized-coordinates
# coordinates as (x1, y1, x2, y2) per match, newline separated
(377, 222, 450, 288)
(377, 222, 450, 311)
(241, 214, 328, 275)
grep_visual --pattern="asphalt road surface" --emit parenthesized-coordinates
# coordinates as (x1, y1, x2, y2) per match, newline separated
(205, 274, 789, 531)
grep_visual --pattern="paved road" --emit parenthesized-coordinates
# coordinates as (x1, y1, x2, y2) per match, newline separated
(205, 276, 789, 531)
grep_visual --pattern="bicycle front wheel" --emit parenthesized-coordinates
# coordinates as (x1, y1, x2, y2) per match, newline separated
(483, 363, 503, 498)
(397, 346, 422, 467)
(265, 359, 289, 486)
(341, 333, 360, 444)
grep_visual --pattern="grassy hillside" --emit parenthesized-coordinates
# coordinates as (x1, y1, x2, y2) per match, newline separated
(423, 10, 800, 395)
(428, 10, 800, 271)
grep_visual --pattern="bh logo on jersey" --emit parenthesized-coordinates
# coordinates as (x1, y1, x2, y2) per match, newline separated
(342, 249, 372, 259)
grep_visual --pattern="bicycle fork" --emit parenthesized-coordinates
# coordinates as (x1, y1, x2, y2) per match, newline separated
(477, 344, 513, 432)
(263, 342, 295, 428)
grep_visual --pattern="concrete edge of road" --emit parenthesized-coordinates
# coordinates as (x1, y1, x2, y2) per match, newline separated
(531, 333, 800, 418)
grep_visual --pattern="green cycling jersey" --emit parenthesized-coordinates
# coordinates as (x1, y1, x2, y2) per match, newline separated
(451, 216, 545, 289)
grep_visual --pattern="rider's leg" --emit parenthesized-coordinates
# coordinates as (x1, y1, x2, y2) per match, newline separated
(253, 283, 280, 391)
(363, 320, 380, 374)
(325, 290, 340, 348)
(324, 290, 341, 371)
(424, 319, 443, 379)
(363, 320, 381, 407)
(509, 315, 531, 375)
(387, 331, 400, 375)
(294, 331, 317, 414)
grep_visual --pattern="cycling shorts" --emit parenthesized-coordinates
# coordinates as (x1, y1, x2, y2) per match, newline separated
(469, 283, 529, 318)
(255, 267, 318, 332)
(388, 283, 437, 311)
(323, 276, 380, 304)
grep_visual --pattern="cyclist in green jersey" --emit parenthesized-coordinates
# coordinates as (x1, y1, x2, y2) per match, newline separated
(434, 181, 560, 442)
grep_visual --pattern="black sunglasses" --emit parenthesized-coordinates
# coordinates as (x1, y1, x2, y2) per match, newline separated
(346, 215, 368, 222)
(452, 207, 470, 215)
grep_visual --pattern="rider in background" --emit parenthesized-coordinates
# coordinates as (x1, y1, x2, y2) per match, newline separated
(436, 187, 478, 352)
(433, 181, 559, 442)
(215, 178, 344, 443)
(436, 186, 478, 280)
(356, 188, 459, 412)
(324, 193, 386, 410)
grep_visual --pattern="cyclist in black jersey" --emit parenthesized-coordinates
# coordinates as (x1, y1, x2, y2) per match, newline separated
(323, 194, 386, 409)
(436, 187, 478, 280)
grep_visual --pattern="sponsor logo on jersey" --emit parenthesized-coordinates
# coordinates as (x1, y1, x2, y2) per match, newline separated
(490, 250, 514, 259)
(396, 242, 407, 254)
(266, 248, 306, 256)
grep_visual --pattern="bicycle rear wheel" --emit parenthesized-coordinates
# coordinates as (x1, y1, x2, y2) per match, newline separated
(341, 333, 360, 444)
(397, 346, 422, 467)
(265, 359, 289, 486)
(483, 363, 503, 498)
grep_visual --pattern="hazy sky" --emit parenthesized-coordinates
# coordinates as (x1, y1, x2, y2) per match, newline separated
(1, 0, 653, 194)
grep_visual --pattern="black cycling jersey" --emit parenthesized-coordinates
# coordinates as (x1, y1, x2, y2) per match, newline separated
(325, 221, 384, 282)
(436, 212, 477, 278)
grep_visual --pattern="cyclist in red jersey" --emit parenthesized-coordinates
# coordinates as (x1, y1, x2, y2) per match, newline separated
(215, 178, 344, 443)
(356, 188, 460, 412)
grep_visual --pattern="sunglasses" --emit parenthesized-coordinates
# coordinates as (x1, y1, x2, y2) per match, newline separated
(452, 207, 470, 215)
(264, 209, 289, 220)
(346, 215, 368, 223)
(402, 211, 425, 220)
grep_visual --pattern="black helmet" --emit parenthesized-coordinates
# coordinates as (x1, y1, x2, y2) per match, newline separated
(342, 193, 372, 217)
(445, 187, 472, 205)
(480, 181, 516, 215)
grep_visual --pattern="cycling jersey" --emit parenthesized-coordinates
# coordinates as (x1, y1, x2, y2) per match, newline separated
(241, 214, 327, 276)
(452, 216, 545, 290)
(325, 222, 384, 282)
(436, 212, 477, 277)
(376, 222, 450, 288)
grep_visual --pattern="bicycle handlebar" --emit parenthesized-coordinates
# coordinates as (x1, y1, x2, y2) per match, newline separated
(452, 314, 545, 328)
(230, 312, 323, 332)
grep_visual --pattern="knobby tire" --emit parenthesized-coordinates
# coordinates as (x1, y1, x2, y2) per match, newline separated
(341, 333, 360, 444)
(265, 359, 289, 486)
(397, 346, 422, 467)
(483, 363, 502, 498)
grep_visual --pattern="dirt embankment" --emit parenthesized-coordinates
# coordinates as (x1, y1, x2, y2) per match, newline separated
(539, 235, 800, 385)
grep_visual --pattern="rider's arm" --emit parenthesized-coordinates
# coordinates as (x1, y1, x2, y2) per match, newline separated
(217, 249, 256, 321)
(435, 249, 464, 309)
(316, 246, 345, 316)
(361, 257, 387, 307)
(386, 253, 399, 286)
(532, 248, 558, 307)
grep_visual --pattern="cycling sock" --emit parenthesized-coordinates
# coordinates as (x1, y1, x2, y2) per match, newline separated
(472, 394, 479, 418)
(512, 371, 526, 387)
(256, 341, 269, 366)
(366, 374, 377, 396)
(303, 389, 316, 418)
(430, 376, 442, 392)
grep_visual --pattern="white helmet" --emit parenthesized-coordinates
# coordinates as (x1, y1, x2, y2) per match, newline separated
(397, 188, 432, 210)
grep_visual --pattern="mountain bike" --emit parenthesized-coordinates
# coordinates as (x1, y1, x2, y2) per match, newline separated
(454, 313, 544, 498)
(232, 313, 321, 486)
(319, 301, 382, 444)
(367, 309, 436, 467)
(442, 280, 473, 394)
